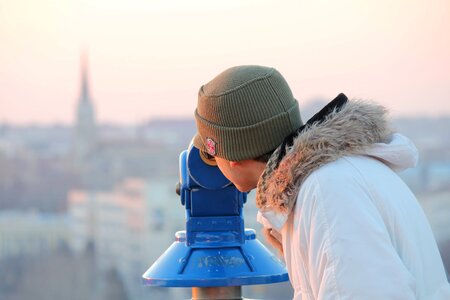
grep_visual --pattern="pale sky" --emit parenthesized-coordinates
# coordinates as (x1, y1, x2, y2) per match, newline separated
(0, 0, 449, 124)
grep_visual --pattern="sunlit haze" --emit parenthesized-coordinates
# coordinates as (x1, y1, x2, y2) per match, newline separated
(1, 0, 449, 124)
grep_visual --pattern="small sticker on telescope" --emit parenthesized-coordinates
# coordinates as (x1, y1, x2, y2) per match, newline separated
(205, 137, 216, 156)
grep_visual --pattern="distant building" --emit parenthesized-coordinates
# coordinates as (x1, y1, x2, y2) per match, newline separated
(67, 190, 97, 253)
(0, 211, 69, 260)
(67, 177, 184, 300)
(73, 52, 97, 163)
(69, 53, 191, 190)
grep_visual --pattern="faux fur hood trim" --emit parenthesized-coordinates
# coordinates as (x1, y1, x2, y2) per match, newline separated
(256, 100, 392, 215)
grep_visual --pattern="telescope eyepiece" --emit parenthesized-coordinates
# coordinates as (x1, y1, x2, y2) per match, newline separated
(199, 150, 217, 166)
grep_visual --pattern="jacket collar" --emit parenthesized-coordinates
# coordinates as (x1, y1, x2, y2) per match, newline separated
(256, 96, 393, 230)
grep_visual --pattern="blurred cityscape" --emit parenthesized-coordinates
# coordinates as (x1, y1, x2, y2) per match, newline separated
(0, 59, 449, 300)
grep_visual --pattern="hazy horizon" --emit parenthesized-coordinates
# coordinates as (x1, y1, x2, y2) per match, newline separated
(1, 0, 449, 125)
(3, 97, 450, 128)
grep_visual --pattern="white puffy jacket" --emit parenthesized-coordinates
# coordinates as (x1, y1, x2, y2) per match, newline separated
(256, 101, 450, 299)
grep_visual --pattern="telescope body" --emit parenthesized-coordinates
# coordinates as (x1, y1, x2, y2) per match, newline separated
(142, 143, 288, 292)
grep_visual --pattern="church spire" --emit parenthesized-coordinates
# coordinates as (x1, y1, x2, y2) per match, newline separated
(80, 49, 91, 103)
(73, 48, 97, 161)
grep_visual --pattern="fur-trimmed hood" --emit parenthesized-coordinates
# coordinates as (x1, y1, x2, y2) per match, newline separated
(255, 99, 418, 234)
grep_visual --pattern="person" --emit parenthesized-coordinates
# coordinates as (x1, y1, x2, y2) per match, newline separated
(192, 65, 450, 299)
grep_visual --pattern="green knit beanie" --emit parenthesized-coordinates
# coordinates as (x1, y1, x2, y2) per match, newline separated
(193, 65, 303, 161)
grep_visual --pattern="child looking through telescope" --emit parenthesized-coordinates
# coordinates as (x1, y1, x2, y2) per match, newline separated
(193, 65, 450, 299)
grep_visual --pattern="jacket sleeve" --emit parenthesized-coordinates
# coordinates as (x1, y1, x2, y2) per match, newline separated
(298, 171, 417, 299)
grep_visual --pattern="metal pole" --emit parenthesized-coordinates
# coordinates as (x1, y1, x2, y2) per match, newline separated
(192, 286, 243, 300)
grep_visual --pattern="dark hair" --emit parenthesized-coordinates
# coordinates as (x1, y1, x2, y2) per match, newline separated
(253, 148, 276, 163)
(204, 148, 275, 163)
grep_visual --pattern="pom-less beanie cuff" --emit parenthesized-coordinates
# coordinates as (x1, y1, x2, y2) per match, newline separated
(194, 101, 301, 161)
(194, 65, 303, 161)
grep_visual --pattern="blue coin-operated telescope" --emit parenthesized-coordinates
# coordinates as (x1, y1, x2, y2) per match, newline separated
(143, 142, 288, 299)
